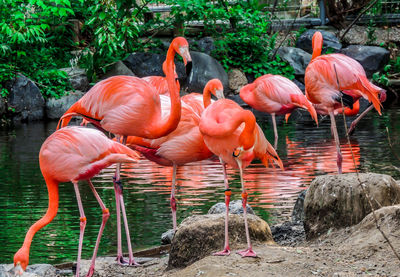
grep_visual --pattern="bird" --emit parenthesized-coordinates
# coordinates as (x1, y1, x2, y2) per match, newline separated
(123, 79, 224, 231)
(304, 31, 385, 174)
(240, 74, 318, 148)
(13, 126, 139, 277)
(142, 61, 176, 96)
(57, 37, 192, 264)
(199, 95, 284, 257)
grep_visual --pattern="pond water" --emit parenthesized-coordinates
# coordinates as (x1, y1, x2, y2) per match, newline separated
(0, 103, 399, 265)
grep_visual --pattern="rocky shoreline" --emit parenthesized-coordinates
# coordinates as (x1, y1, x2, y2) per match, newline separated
(1, 26, 398, 127)
(2, 173, 400, 276)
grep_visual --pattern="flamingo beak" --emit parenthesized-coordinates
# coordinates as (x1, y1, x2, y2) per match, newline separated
(216, 89, 225, 100)
(179, 46, 192, 77)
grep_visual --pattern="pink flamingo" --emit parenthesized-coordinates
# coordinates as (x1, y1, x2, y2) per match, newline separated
(199, 96, 283, 257)
(13, 127, 139, 277)
(240, 74, 318, 148)
(305, 31, 385, 174)
(124, 79, 224, 231)
(57, 37, 192, 265)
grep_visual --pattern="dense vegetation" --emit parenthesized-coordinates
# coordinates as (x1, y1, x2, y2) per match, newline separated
(0, 0, 398, 99)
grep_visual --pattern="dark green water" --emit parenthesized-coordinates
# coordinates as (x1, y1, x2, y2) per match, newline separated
(0, 104, 399, 265)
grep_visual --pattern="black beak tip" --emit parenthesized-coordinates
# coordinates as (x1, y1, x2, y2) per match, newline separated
(185, 61, 193, 77)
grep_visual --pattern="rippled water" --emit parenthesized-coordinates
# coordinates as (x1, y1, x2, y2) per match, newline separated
(0, 104, 399, 265)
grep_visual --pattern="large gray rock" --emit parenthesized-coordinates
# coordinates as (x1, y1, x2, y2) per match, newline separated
(6, 74, 45, 122)
(45, 90, 85, 119)
(228, 69, 247, 95)
(60, 67, 89, 91)
(101, 61, 135, 80)
(340, 45, 390, 78)
(168, 214, 273, 268)
(182, 51, 229, 94)
(296, 29, 342, 54)
(276, 47, 311, 75)
(161, 228, 175, 245)
(123, 52, 186, 79)
(208, 199, 255, 215)
(190, 36, 216, 55)
(304, 173, 400, 239)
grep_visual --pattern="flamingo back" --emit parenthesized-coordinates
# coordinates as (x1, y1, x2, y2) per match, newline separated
(40, 127, 138, 182)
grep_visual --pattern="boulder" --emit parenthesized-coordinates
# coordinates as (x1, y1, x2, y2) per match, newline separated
(123, 52, 186, 79)
(59, 67, 89, 91)
(304, 173, 400, 239)
(45, 91, 85, 119)
(276, 47, 311, 75)
(189, 36, 216, 55)
(6, 74, 45, 122)
(161, 229, 175, 245)
(208, 199, 255, 215)
(228, 69, 248, 95)
(292, 79, 305, 92)
(292, 189, 307, 223)
(182, 51, 229, 94)
(340, 45, 390, 78)
(168, 214, 273, 268)
(270, 221, 305, 247)
(101, 61, 135, 80)
(296, 29, 342, 54)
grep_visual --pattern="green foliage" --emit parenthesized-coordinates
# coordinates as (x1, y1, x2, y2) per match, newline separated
(0, 0, 77, 99)
(372, 57, 400, 86)
(166, 0, 294, 79)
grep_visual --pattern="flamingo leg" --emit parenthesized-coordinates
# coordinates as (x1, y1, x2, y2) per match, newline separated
(347, 104, 374, 135)
(235, 160, 257, 257)
(213, 159, 231, 256)
(171, 163, 178, 231)
(72, 181, 87, 277)
(113, 136, 139, 266)
(85, 180, 110, 277)
(271, 113, 278, 149)
(329, 112, 343, 174)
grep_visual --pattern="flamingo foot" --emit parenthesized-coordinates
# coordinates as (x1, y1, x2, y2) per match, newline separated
(86, 266, 94, 277)
(212, 247, 231, 256)
(236, 248, 257, 257)
(116, 255, 141, 266)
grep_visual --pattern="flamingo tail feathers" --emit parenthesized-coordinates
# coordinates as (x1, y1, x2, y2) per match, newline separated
(356, 76, 384, 115)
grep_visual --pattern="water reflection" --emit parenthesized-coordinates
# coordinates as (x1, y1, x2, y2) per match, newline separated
(0, 105, 399, 265)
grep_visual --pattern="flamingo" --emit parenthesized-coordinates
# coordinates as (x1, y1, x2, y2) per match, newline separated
(13, 126, 139, 277)
(199, 96, 283, 257)
(142, 61, 174, 96)
(57, 37, 192, 265)
(240, 74, 318, 148)
(123, 79, 224, 231)
(305, 31, 385, 174)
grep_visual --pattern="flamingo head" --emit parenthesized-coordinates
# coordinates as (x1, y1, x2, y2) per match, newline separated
(172, 37, 192, 76)
(14, 247, 29, 273)
(207, 79, 225, 100)
(233, 146, 255, 169)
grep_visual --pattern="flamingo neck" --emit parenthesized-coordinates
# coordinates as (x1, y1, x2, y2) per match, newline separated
(311, 32, 323, 61)
(203, 84, 214, 108)
(239, 83, 256, 105)
(152, 45, 181, 138)
(14, 177, 59, 269)
(201, 107, 256, 150)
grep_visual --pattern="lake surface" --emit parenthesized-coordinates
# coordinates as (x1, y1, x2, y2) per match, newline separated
(1, 103, 399, 265)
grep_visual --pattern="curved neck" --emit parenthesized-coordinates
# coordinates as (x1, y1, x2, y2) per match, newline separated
(15, 177, 59, 269)
(311, 32, 323, 61)
(239, 83, 256, 104)
(203, 84, 213, 108)
(201, 108, 256, 150)
(151, 45, 181, 138)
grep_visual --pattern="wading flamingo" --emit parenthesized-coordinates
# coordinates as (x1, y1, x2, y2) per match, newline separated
(199, 97, 283, 257)
(13, 126, 139, 277)
(305, 31, 385, 174)
(57, 37, 192, 265)
(240, 74, 318, 148)
(124, 79, 224, 231)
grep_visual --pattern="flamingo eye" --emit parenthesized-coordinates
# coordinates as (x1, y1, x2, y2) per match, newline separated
(233, 148, 241, 157)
